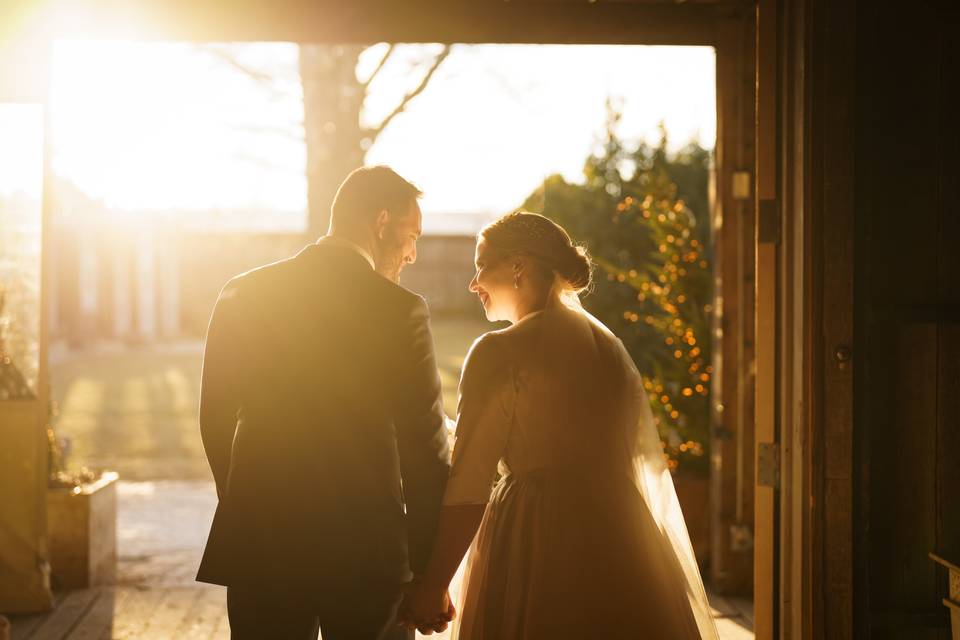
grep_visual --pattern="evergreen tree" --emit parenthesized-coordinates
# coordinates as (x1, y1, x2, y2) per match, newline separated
(522, 103, 712, 473)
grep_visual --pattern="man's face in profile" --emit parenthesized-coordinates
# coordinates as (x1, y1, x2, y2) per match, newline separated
(375, 199, 422, 283)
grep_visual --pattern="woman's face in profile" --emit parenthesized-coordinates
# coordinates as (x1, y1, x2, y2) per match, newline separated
(469, 238, 516, 322)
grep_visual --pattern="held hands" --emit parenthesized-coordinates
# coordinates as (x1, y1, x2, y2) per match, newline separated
(397, 577, 456, 635)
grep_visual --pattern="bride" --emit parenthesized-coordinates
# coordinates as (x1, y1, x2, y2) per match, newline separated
(401, 211, 719, 639)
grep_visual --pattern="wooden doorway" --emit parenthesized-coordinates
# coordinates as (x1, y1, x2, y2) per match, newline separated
(1, 0, 765, 632)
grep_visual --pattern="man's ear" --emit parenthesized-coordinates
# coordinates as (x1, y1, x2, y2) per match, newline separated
(375, 209, 390, 240)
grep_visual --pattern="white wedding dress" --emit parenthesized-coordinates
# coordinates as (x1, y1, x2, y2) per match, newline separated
(442, 300, 719, 639)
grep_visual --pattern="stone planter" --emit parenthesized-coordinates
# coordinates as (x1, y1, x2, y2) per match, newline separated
(930, 552, 960, 640)
(673, 470, 710, 567)
(46, 472, 118, 589)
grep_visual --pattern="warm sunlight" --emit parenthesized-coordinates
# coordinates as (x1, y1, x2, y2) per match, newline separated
(4, 1, 946, 638)
(50, 41, 306, 214)
(2, 27, 759, 640)
(47, 41, 715, 224)
(0, 105, 43, 197)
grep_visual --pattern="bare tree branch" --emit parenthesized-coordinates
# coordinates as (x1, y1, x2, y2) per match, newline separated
(233, 122, 305, 143)
(360, 43, 396, 90)
(201, 45, 274, 83)
(367, 45, 452, 140)
(197, 45, 293, 102)
(232, 151, 302, 174)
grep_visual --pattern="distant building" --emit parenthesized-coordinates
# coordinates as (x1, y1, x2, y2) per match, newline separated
(402, 211, 494, 317)
(51, 207, 493, 345)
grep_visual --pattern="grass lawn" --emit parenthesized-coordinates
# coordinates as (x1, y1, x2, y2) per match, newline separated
(51, 317, 491, 481)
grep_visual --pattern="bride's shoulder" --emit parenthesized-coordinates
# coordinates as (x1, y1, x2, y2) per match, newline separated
(466, 328, 506, 358)
(463, 326, 518, 373)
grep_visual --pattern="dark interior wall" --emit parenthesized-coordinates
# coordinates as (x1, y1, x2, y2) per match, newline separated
(855, 2, 960, 636)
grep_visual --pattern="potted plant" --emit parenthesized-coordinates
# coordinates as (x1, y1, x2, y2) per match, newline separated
(45, 426, 118, 589)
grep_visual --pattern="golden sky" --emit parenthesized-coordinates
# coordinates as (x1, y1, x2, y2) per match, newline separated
(1, 42, 715, 228)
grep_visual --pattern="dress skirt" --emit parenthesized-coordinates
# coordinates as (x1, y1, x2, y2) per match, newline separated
(452, 470, 705, 640)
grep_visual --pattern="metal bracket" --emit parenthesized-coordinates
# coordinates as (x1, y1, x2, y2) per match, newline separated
(757, 442, 780, 488)
(732, 171, 752, 200)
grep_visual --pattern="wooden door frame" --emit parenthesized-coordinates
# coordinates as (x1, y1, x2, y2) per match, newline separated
(712, 7, 758, 598)
(1, 0, 768, 621)
(0, 37, 55, 612)
(756, 0, 858, 637)
(807, 0, 857, 637)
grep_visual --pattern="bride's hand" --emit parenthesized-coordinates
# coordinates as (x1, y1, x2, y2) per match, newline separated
(398, 580, 455, 635)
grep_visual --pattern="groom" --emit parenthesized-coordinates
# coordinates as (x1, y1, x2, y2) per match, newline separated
(197, 166, 452, 639)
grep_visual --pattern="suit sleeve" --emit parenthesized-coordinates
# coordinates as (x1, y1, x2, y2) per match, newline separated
(394, 297, 452, 574)
(443, 333, 515, 505)
(199, 280, 243, 499)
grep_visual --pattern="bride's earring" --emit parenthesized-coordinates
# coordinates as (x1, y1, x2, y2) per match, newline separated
(514, 273, 520, 289)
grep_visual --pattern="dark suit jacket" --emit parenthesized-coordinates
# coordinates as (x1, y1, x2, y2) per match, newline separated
(196, 240, 450, 595)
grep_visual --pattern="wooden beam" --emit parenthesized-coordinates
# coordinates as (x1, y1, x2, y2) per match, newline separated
(2, 0, 727, 45)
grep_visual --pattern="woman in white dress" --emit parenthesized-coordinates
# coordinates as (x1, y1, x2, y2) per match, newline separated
(401, 211, 719, 639)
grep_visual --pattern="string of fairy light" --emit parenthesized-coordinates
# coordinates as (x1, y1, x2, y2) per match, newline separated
(604, 192, 712, 470)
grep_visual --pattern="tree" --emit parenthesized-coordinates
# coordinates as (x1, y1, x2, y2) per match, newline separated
(522, 102, 713, 473)
(203, 43, 450, 238)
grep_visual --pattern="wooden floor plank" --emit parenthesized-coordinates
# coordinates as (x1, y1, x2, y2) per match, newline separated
(179, 586, 226, 640)
(111, 587, 169, 639)
(11, 583, 754, 640)
(10, 611, 47, 640)
(69, 588, 129, 640)
(9, 590, 77, 640)
(709, 594, 742, 618)
(211, 602, 231, 640)
(715, 616, 755, 640)
(730, 595, 754, 626)
(25, 590, 101, 640)
(144, 587, 203, 638)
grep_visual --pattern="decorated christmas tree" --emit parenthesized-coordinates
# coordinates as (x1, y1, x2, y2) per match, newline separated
(523, 103, 712, 473)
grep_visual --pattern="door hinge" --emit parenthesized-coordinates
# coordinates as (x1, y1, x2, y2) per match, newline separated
(758, 198, 780, 245)
(757, 442, 780, 488)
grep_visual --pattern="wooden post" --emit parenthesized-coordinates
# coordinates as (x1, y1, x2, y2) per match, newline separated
(711, 7, 756, 596)
(0, 34, 54, 613)
(810, 0, 856, 637)
(754, 0, 779, 637)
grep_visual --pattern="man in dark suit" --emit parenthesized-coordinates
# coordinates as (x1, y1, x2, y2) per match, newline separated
(197, 166, 452, 639)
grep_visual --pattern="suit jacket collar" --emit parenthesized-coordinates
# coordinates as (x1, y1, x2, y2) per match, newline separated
(315, 235, 375, 270)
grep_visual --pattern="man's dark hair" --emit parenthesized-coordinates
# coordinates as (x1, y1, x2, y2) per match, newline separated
(330, 166, 422, 231)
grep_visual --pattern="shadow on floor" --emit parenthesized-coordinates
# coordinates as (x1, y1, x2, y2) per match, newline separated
(10, 481, 755, 639)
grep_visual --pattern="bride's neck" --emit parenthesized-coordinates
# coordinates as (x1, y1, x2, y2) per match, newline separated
(513, 288, 562, 323)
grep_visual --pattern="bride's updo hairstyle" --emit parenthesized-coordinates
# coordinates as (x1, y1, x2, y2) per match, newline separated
(480, 211, 593, 293)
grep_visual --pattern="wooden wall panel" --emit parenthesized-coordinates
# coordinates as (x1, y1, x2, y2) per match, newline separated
(808, 0, 856, 636)
(935, 7, 960, 578)
(933, 6, 960, 638)
(855, 2, 959, 637)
